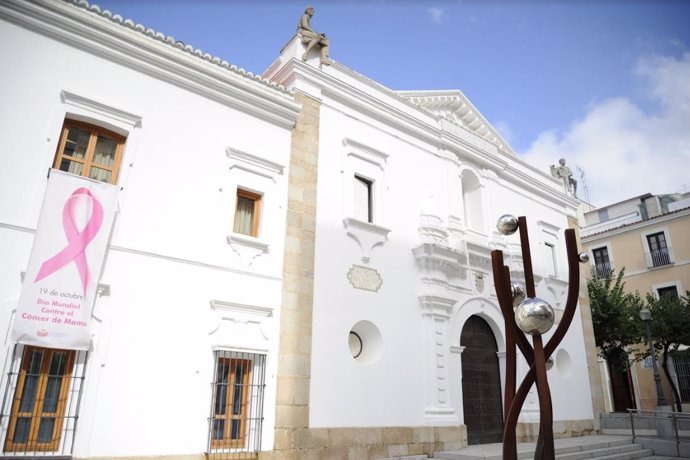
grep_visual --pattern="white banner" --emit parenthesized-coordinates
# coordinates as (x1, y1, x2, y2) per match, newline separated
(12, 170, 119, 349)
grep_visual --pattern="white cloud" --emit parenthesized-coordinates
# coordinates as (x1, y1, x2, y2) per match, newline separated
(427, 7, 445, 24)
(521, 52, 690, 207)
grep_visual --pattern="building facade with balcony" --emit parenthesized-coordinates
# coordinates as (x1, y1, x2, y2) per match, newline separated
(581, 192, 690, 412)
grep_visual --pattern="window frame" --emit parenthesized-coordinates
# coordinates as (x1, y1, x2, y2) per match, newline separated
(210, 357, 251, 449)
(233, 188, 262, 238)
(53, 119, 126, 185)
(4, 346, 75, 452)
(353, 174, 374, 224)
(645, 231, 672, 267)
(592, 246, 612, 277)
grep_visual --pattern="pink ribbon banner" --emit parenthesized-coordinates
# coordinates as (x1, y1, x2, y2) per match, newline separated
(12, 170, 119, 350)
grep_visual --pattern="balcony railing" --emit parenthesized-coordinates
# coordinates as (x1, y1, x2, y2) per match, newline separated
(594, 262, 612, 278)
(645, 247, 673, 268)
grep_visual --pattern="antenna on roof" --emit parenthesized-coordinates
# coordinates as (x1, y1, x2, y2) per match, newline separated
(576, 165, 590, 204)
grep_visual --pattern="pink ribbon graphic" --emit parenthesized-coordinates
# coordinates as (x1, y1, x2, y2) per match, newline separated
(35, 187, 104, 296)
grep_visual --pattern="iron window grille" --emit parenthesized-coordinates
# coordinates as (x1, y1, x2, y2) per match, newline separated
(0, 344, 88, 455)
(208, 351, 266, 459)
(672, 353, 690, 403)
(646, 232, 672, 268)
(592, 247, 612, 278)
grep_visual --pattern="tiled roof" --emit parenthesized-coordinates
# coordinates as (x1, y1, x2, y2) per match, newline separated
(65, 0, 290, 94)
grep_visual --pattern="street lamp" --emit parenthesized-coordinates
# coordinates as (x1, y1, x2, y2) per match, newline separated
(639, 307, 668, 407)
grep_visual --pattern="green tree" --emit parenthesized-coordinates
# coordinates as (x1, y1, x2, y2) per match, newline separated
(588, 268, 644, 371)
(641, 292, 690, 412)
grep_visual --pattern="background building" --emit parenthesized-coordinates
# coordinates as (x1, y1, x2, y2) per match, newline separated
(581, 192, 690, 413)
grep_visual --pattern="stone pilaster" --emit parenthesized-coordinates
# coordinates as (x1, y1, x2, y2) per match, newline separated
(273, 91, 321, 446)
(568, 215, 605, 430)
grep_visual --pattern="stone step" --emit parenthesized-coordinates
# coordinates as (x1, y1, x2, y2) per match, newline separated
(558, 443, 649, 460)
(433, 435, 646, 460)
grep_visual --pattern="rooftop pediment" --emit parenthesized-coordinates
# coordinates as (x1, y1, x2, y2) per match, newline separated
(397, 90, 515, 156)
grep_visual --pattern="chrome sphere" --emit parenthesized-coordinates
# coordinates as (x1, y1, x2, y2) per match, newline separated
(496, 214, 519, 235)
(578, 252, 589, 263)
(545, 356, 554, 371)
(510, 283, 526, 307)
(515, 297, 555, 335)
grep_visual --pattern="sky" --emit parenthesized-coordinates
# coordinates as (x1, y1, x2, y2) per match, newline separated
(93, 0, 690, 207)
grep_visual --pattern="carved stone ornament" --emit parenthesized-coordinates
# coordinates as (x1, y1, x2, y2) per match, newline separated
(347, 265, 383, 292)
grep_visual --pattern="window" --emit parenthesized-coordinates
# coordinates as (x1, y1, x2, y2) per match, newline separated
(672, 353, 690, 402)
(592, 247, 612, 277)
(4, 347, 75, 452)
(209, 351, 265, 455)
(53, 120, 125, 184)
(646, 232, 671, 267)
(543, 242, 557, 277)
(657, 286, 679, 299)
(233, 189, 261, 237)
(353, 175, 373, 223)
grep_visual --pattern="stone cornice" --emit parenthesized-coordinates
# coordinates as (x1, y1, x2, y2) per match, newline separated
(267, 57, 577, 215)
(0, 0, 301, 129)
(398, 90, 515, 156)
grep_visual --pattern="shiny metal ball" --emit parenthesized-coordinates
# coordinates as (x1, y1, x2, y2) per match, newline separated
(515, 297, 555, 335)
(496, 214, 519, 235)
(578, 252, 589, 263)
(546, 356, 554, 371)
(510, 283, 526, 307)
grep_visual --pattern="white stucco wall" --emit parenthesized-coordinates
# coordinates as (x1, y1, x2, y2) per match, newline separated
(266, 37, 594, 429)
(0, 3, 298, 456)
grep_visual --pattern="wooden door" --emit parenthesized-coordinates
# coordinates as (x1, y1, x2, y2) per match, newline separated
(461, 315, 504, 445)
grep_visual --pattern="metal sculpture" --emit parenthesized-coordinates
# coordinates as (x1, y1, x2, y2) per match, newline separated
(492, 215, 587, 459)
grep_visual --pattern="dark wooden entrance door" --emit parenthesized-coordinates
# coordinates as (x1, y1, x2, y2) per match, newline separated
(608, 361, 636, 412)
(461, 315, 504, 445)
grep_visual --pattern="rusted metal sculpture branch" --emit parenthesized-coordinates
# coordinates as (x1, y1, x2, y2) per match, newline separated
(491, 215, 581, 460)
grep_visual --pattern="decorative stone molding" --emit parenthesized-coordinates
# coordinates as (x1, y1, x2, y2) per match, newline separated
(342, 138, 389, 171)
(1, 0, 300, 129)
(397, 89, 515, 157)
(419, 295, 460, 425)
(61, 90, 142, 128)
(343, 217, 391, 263)
(208, 299, 274, 343)
(226, 147, 284, 182)
(413, 243, 466, 284)
(347, 264, 383, 292)
(226, 233, 270, 267)
(466, 241, 492, 272)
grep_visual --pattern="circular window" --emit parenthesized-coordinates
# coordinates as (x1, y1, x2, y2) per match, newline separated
(555, 348, 573, 379)
(349, 332, 363, 358)
(348, 321, 383, 364)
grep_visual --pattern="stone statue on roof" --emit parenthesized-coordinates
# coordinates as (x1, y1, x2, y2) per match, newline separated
(297, 6, 330, 66)
(550, 158, 577, 197)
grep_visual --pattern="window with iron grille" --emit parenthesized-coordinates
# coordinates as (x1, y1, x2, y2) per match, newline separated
(657, 285, 679, 299)
(592, 247, 612, 277)
(646, 232, 671, 267)
(672, 353, 690, 403)
(209, 351, 265, 458)
(1, 345, 87, 455)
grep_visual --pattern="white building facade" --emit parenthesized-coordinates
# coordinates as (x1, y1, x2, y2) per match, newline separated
(0, 1, 600, 459)
(262, 36, 599, 457)
(0, 1, 299, 458)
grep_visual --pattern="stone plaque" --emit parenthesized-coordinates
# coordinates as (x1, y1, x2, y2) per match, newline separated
(347, 265, 383, 292)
